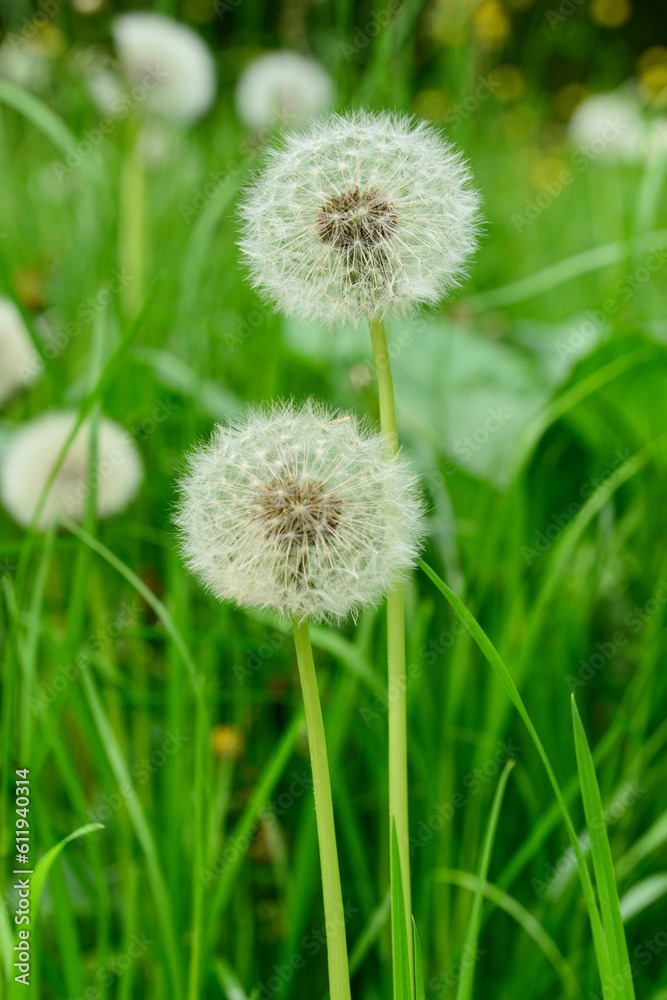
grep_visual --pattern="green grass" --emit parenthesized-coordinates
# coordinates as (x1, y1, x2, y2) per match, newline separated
(2, 1, 667, 998)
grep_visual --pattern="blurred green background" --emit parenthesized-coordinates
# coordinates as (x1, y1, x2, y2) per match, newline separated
(1, 0, 667, 998)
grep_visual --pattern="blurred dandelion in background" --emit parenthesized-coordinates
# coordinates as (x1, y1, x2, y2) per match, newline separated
(0, 297, 41, 406)
(1, 411, 144, 530)
(88, 11, 217, 125)
(235, 51, 334, 132)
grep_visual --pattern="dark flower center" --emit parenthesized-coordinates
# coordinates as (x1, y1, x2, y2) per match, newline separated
(316, 186, 397, 253)
(253, 474, 342, 551)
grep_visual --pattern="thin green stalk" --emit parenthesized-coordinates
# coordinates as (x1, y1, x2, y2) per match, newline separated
(368, 318, 414, 998)
(119, 120, 145, 318)
(292, 618, 352, 1000)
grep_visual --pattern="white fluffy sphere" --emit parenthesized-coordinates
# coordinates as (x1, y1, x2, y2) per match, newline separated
(239, 110, 481, 327)
(112, 12, 216, 124)
(1, 412, 144, 530)
(175, 401, 425, 622)
(235, 51, 334, 131)
(568, 92, 649, 163)
(0, 298, 41, 406)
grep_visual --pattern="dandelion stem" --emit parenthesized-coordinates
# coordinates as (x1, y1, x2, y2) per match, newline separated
(119, 119, 145, 318)
(368, 317, 415, 1000)
(292, 617, 352, 1000)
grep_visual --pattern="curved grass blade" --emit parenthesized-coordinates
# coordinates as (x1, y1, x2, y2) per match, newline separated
(203, 709, 305, 954)
(418, 559, 614, 996)
(0, 80, 79, 155)
(6, 823, 103, 1000)
(413, 918, 425, 1000)
(466, 229, 667, 310)
(455, 759, 515, 1000)
(80, 668, 184, 998)
(436, 869, 583, 998)
(572, 697, 635, 1000)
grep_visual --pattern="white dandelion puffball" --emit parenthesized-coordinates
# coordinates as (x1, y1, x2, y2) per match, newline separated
(239, 110, 481, 328)
(175, 401, 425, 622)
(0, 298, 41, 406)
(1, 412, 143, 531)
(567, 92, 648, 163)
(111, 12, 216, 124)
(235, 51, 334, 132)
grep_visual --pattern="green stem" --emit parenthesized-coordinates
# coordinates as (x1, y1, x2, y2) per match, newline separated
(368, 318, 414, 999)
(292, 618, 352, 1000)
(119, 120, 145, 318)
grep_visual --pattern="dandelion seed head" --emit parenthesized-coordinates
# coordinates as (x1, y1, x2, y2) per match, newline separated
(235, 51, 334, 132)
(1, 412, 143, 530)
(239, 110, 481, 327)
(0, 298, 41, 407)
(175, 400, 426, 622)
(111, 12, 216, 124)
(567, 90, 651, 163)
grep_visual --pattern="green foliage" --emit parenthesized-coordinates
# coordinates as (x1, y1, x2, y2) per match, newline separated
(1, 1, 667, 998)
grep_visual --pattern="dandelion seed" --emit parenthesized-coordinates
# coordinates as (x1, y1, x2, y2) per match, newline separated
(235, 51, 334, 132)
(110, 12, 216, 125)
(239, 110, 481, 327)
(0, 298, 41, 407)
(175, 401, 425, 623)
(1, 412, 143, 530)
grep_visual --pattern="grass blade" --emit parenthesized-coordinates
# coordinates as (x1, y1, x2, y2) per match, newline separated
(413, 918, 425, 1000)
(455, 759, 515, 1000)
(436, 869, 583, 998)
(571, 697, 635, 1000)
(391, 820, 412, 1000)
(6, 823, 103, 1000)
(418, 559, 614, 995)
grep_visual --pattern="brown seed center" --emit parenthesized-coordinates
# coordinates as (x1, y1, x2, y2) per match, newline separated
(253, 475, 342, 551)
(316, 186, 397, 253)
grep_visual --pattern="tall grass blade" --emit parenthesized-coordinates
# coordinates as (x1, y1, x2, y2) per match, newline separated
(571, 697, 635, 1000)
